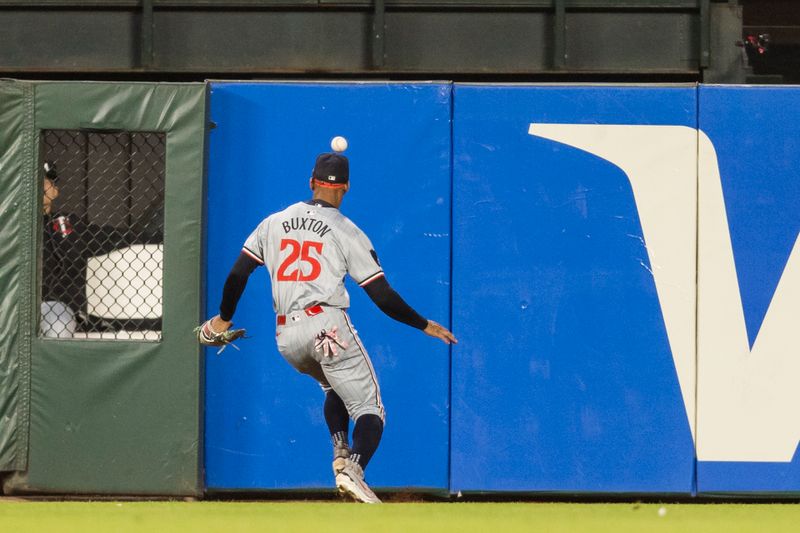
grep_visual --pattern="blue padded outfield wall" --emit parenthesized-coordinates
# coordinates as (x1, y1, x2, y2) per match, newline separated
(205, 82, 800, 495)
(451, 86, 698, 493)
(205, 83, 452, 491)
(695, 86, 800, 494)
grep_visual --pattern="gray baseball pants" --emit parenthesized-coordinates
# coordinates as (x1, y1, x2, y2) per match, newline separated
(276, 307, 385, 422)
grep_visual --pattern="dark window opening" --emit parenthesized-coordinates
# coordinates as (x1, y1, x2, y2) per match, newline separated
(40, 130, 165, 341)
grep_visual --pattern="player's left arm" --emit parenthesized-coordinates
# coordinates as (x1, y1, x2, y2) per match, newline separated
(361, 277, 457, 345)
(361, 275, 426, 329)
(347, 225, 457, 345)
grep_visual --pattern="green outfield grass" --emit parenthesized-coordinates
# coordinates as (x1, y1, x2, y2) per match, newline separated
(1, 501, 799, 533)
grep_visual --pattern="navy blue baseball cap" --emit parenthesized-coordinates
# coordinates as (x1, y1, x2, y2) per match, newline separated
(312, 153, 349, 186)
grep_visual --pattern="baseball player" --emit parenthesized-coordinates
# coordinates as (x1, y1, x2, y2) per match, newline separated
(200, 151, 456, 503)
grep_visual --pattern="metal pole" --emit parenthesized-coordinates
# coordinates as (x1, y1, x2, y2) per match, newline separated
(554, 0, 566, 70)
(699, 0, 711, 69)
(372, 0, 386, 69)
(141, 0, 154, 69)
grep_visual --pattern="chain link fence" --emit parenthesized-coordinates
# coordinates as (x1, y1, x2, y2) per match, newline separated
(40, 130, 165, 341)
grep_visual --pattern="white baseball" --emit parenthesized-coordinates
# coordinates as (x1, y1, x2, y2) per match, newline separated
(331, 136, 348, 152)
(658, 507, 667, 517)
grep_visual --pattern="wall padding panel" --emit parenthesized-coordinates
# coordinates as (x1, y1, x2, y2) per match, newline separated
(205, 82, 452, 491)
(696, 86, 800, 494)
(3, 82, 206, 496)
(451, 85, 697, 493)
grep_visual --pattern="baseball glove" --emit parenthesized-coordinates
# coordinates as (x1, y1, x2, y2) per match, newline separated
(195, 319, 247, 354)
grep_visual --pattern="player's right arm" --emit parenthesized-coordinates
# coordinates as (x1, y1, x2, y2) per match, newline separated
(208, 219, 267, 331)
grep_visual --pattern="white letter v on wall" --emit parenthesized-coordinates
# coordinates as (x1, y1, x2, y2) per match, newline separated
(529, 123, 800, 462)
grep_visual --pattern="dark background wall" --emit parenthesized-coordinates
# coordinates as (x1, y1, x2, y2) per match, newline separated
(742, 0, 800, 82)
(0, 1, 770, 83)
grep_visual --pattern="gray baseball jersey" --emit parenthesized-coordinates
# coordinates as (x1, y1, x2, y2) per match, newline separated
(241, 200, 386, 422)
(242, 201, 384, 314)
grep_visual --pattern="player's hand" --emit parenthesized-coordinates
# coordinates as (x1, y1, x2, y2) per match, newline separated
(210, 315, 232, 333)
(196, 315, 247, 354)
(423, 320, 458, 345)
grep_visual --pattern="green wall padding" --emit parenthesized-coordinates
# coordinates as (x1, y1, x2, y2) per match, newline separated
(3, 82, 206, 495)
(0, 80, 34, 473)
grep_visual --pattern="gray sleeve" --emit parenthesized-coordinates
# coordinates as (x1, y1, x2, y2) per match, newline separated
(242, 217, 269, 264)
(345, 226, 384, 287)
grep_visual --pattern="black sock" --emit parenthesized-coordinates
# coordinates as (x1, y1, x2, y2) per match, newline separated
(324, 391, 349, 442)
(351, 414, 383, 469)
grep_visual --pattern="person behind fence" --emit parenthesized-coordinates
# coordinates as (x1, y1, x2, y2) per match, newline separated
(41, 161, 160, 337)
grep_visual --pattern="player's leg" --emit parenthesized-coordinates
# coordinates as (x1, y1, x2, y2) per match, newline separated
(318, 310, 384, 503)
(321, 361, 384, 472)
(350, 413, 383, 470)
(320, 312, 386, 465)
(277, 318, 353, 476)
(324, 389, 351, 474)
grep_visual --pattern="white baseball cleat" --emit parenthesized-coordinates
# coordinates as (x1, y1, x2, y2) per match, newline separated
(335, 458, 382, 504)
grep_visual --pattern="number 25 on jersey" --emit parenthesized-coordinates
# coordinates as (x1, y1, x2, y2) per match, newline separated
(277, 239, 323, 281)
